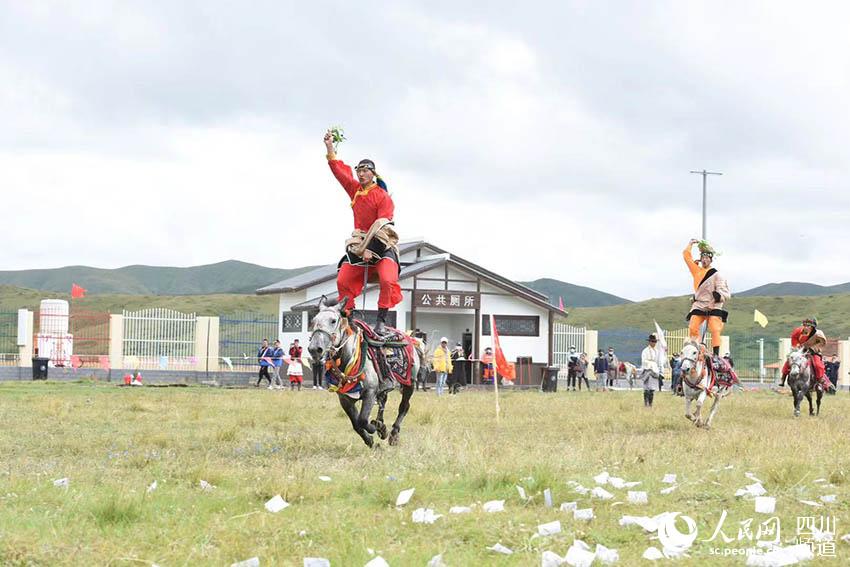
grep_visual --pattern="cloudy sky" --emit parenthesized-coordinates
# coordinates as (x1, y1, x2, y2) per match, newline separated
(2, 1, 849, 301)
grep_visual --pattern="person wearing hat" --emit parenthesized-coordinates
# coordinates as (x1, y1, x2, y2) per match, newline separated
(592, 349, 609, 392)
(431, 337, 453, 396)
(324, 130, 402, 334)
(449, 342, 467, 394)
(606, 346, 620, 388)
(640, 333, 662, 407)
(566, 345, 579, 391)
(683, 239, 730, 357)
(777, 317, 832, 391)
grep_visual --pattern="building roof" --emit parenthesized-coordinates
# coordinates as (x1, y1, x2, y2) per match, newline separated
(256, 240, 567, 316)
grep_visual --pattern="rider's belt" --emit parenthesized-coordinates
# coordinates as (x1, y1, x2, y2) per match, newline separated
(346, 218, 399, 258)
(686, 308, 729, 323)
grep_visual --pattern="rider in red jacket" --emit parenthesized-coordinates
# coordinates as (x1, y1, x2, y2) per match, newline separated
(324, 131, 402, 334)
(779, 318, 832, 391)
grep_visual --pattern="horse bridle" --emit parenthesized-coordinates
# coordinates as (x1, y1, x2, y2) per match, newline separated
(680, 348, 705, 387)
(309, 313, 356, 364)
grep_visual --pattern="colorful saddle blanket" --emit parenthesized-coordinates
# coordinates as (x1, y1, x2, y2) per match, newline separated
(352, 320, 415, 387)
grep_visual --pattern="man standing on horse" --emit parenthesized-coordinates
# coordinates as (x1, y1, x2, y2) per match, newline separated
(683, 239, 730, 358)
(778, 317, 832, 392)
(324, 131, 402, 334)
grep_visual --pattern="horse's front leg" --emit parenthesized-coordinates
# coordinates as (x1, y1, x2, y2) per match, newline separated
(694, 390, 707, 426)
(806, 390, 815, 416)
(357, 388, 378, 436)
(339, 395, 373, 448)
(684, 392, 694, 422)
(388, 384, 414, 446)
(372, 393, 388, 440)
(792, 387, 804, 417)
(704, 396, 721, 429)
(814, 388, 823, 416)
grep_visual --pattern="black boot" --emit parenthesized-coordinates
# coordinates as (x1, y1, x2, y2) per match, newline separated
(643, 390, 649, 406)
(647, 389, 654, 407)
(374, 308, 389, 335)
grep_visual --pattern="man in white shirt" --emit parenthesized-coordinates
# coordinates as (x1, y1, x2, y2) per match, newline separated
(641, 333, 661, 407)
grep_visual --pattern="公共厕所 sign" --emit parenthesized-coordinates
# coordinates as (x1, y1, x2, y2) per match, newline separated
(413, 291, 479, 310)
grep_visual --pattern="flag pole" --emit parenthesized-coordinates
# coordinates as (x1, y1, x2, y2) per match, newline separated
(491, 315, 501, 422)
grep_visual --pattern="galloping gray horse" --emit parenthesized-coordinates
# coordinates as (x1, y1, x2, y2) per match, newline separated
(786, 349, 823, 417)
(308, 297, 423, 447)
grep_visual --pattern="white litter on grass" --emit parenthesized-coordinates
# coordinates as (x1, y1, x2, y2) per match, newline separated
(541, 550, 564, 567)
(627, 491, 648, 505)
(487, 543, 513, 555)
(573, 484, 590, 495)
(746, 543, 814, 566)
(395, 488, 415, 507)
(516, 485, 529, 501)
(560, 501, 577, 512)
(608, 477, 641, 489)
(53, 478, 69, 489)
(799, 499, 823, 507)
(591, 486, 614, 500)
(265, 495, 290, 513)
(318, 476, 332, 482)
(427, 554, 446, 567)
(483, 500, 505, 513)
(745, 472, 763, 483)
(364, 557, 389, 567)
(303, 559, 331, 567)
(573, 508, 594, 521)
(841, 533, 850, 543)
(754, 496, 776, 514)
(565, 540, 595, 567)
(544, 488, 553, 508)
(813, 478, 827, 484)
(411, 508, 442, 524)
(662, 474, 677, 484)
(642, 547, 664, 561)
(619, 515, 662, 532)
(735, 482, 767, 497)
(820, 494, 837, 503)
(147, 480, 158, 494)
(200, 480, 215, 491)
(231, 558, 260, 567)
(537, 520, 562, 536)
(593, 471, 610, 485)
(660, 485, 677, 495)
(594, 543, 619, 564)
(449, 506, 472, 514)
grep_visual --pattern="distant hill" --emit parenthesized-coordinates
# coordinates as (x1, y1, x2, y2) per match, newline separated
(0, 260, 318, 295)
(737, 281, 850, 297)
(520, 278, 632, 308)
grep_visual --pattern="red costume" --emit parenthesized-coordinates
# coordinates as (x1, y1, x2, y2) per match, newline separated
(327, 156, 402, 312)
(781, 324, 828, 388)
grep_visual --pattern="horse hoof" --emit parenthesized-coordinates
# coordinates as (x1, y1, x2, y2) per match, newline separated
(685, 414, 695, 422)
(794, 411, 800, 417)
(372, 420, 388, 440)
(388, 432, 399, 446)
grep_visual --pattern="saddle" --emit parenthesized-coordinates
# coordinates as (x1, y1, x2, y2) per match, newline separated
(352, 320, 415, 392)
(710, 355, 738, 389)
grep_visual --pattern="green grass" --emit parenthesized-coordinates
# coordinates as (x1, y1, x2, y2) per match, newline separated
(0, 383, 848, 565)
(567, 293, 850, 337)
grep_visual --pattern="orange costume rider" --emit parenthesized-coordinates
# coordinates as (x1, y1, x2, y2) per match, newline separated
(779, 318, 831, 391)
(325, 133, 402, 334)
(683, 240, 730, 356)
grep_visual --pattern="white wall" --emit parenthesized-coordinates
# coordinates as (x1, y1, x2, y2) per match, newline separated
(480, 286, 550, 363)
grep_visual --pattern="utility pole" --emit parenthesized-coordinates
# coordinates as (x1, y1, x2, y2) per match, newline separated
(689, 169, 723, 240)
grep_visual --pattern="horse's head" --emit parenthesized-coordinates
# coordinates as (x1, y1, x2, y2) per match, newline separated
(788, 349, 808, 378)
(679, 341, 701, 373)
(308, 296, 349, 363)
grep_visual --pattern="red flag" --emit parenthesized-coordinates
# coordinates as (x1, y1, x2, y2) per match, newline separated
(558, 296, 565, 311)
(490, 315, 516, 380)
(71, 284, 87, 299)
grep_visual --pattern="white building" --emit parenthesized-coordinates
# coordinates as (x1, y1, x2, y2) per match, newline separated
(256, 241, 567, 381)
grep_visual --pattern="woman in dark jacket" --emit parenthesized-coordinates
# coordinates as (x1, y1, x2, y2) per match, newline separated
(448, 343, 467, 394)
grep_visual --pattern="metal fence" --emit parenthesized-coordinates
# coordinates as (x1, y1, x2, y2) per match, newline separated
(123, 308, 197, 369)
(552, 322, 586, 367)
(728, 334, 782, 383)
(597, 328, 647, 365)
(0, 311, 18, 366)
(219, 311, 278, 367)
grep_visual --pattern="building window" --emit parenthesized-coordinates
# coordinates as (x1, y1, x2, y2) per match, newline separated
(482, 314, 540, 337)
(355, 310, 398, 329)
(281, 311, 303, 333)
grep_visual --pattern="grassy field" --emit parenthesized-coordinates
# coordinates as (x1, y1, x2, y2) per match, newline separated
(0, 383, 848, 566)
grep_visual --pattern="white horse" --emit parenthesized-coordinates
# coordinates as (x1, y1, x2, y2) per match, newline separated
(678, 341, 735, 429)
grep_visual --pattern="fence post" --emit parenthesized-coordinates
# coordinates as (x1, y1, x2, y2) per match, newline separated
(585, 329, 598, 359)
(207, 317, 220, 372)
(839, 339, 849, 390)
(17, 309, 33, 367)
(109, 314, 124, 372)
(194, 317, 210, 372)
(720, 335, 730, 356)
(778, 338, 792, 362)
